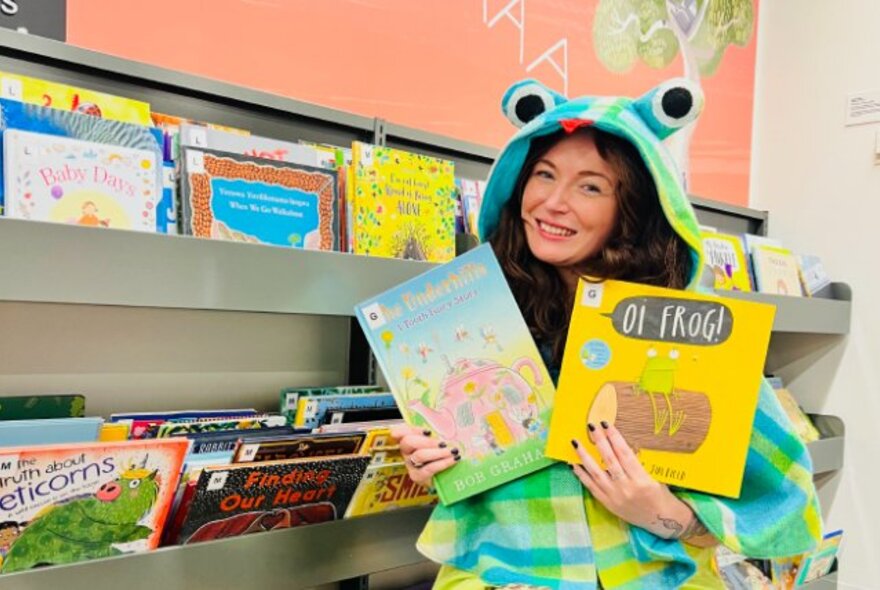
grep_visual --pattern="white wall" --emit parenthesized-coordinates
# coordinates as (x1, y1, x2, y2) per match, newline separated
(751, 2, 880, 588)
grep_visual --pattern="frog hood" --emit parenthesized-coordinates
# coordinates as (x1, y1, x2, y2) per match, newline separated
(478, 78, 705, 288)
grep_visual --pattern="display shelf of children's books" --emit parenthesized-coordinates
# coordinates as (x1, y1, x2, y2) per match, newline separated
(2, 505, 435, 590)
(714, 283, 852, 335)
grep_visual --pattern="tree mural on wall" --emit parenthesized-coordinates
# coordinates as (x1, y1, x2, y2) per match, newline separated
(593, 0, 754, 187)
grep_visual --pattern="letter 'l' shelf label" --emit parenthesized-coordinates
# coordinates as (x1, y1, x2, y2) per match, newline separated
(187, 149, 205, 174)
(581, 282, 605, 308)
(188, 127, 208, 149)
(0, 77, 22, 100)
(0, 453, 21, 478)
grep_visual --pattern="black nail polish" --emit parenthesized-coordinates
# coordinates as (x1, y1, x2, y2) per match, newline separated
(587, 423, 596, 432)
(571, 439, 579, 449)
(568, 464, 575, 469)
(423, 429, 432, 436)
(438, 441, 447, 448)
(451, 447, 460, 455)
(601, 421, 609, 429)
(454, 455, 462, 462)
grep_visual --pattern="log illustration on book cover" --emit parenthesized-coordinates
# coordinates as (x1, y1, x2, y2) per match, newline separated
(546, 280, 775, 498)
(355, 244, 556, 505)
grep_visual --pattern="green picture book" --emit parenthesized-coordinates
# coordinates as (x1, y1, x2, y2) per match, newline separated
(0, 395, 85, 420)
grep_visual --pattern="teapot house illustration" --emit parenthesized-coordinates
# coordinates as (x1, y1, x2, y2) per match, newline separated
(407, 357, 545, 459)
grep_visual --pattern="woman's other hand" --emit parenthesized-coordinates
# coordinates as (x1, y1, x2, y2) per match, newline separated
(391, 424, 460, 488)
(570, 421, 716, 546)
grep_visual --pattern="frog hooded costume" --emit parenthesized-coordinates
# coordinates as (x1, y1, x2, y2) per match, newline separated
(417, 79, 822, 589)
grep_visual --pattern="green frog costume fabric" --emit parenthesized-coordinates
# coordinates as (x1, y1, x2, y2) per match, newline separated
(417, 79, 822, 589)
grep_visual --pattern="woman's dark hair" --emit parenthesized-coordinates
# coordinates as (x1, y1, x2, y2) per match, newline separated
(489, 127, 693, 368)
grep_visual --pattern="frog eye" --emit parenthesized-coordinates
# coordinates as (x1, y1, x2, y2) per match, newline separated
(633, 78, 704, 139)
(647, 348, 658, 358)
(129, 479, 141, 489)
(502, 79, 566, 128)
(669, 349, 680, 360)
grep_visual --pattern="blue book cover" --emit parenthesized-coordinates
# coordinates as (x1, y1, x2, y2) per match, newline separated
(354, 243, 557, 504)
(0, 417, 103, 446)
(0, 98, 166, 215)
(179, 146, 339, 250)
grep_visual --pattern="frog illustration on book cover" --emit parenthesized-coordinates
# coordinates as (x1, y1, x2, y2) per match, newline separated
(547, 280, 775, 498)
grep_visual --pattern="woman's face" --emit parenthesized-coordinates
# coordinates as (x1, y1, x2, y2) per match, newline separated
(521, 132, 619, 269)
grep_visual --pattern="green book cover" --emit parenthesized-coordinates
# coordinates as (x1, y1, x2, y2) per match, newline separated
(0, 395, 85, 420)
(355, 244, 556, 505)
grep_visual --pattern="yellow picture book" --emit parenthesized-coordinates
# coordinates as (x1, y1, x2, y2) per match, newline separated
(0, 71, 151, 126)
(700, 230, 753, 292)
(546, 279, 775, 497)
(344, 461, 437, 518)
(351, 142, 456, 263)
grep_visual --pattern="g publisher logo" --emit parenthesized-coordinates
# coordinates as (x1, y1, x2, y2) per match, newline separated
(361, 302, 386, 329)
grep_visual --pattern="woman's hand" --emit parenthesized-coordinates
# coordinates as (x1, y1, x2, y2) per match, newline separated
(570, 421, 716, 546)
(391, 424, 460, 488)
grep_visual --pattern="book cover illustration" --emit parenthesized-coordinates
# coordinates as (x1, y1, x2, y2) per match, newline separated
(176, 455, 370, 544)
(546, 279, 775, 498)
(0, 394, 85, 420)
(179, 123, 321, 167)
(700, 230, 752, 292)
(0, 98, 165, 212)
(293, 393, 397, 430)
(797, 254, 831, 296)
(773, 388, 820, 444)
(752, 245, 804, 296)
(233, 432, 366, 463)
(3, 130, 161, 232)
(0, 438, 187, 574)
(180, 147, 339, 250)
(351, 142, 455, 263)
(159, 162, 178, 234)
(355, 243, 556, 505)
(794, 529, 842, 586)
(154, 415, 288, 438)
(0, 71, 152, 126)
(344, 461, 437, 518)
(110, 409, 259, 440)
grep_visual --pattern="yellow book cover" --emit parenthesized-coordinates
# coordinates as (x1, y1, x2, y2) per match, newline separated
(0, 71, 151, 126)
(351, 142, 455, 263)
(98, 422, 131, 442)
(344, 461, 437, 518)
(700, 230, 753, 292)
(546, 279, 775, 498)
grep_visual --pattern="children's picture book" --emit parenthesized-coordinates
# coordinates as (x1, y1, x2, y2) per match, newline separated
(279, 384, 382, 417)
(0, 417, 104, 447)
(180, 146, 339, 250)
(0, 438, 187, 573)
(159, 162, 178, 234)
(0, 394, 85, 420)
(154, 415, 288, 438)
(292, 392, 397, 431)
(109, 409, 259, 440)
(355, 243, 556, 504)
(0, 70, 152, 125)
(700, 230, 752, 292)
(322, 406, 402, 426)
(794, 529, 842, 586)
(797, 254, 832, 297)
(351, 142, 455, 263)
(186, 426, 298, 457)
(773, 388, 820, 444)
(752, 245, 804, 296)
(99, 423, 131, 442)
(3, 130, 162, 232)
(176, 455, 370, 544)
(546, 279, 775, 498)
(178, 123, 321, 167)
(344, 461, 437, 518)
(233, 432, 366, 463)
(0, 98, 165, 213)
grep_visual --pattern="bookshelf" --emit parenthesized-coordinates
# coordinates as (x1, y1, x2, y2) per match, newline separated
(0, 29, 846, 590)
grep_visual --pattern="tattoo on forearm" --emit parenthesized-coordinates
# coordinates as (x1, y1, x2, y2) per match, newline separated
(656, 514, 709, 539)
